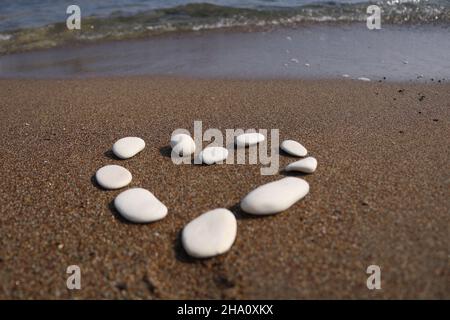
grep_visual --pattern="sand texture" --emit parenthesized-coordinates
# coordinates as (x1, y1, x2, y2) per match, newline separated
(0, 78, 449, 299)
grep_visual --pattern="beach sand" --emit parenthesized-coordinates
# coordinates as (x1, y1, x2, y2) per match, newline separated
(0, 77, 449, 299)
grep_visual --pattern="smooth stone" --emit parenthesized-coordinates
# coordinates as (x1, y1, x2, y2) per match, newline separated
(197, 147, 228, 165)
(112, 137, 145, 159)
(285, 157, 317, 173)
(235, 133, 265, 147)
(358, 77, 371, 82)
(280, 140, 307, 157)
(241, 177, 309, 215)
(114, 188, 167, 223)
(182, 208, 237, 258)
(170, 133, 196, 156)
(95, 165, 132, 189)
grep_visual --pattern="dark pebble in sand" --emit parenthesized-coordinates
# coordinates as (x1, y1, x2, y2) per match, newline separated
(115, 282, 128, 291)
(398, 89, 404, 93)
(419, 95, 425, 101)
(399, 130, 404, 133)
(433, 119, 439, 122)
(142, 275, 157, 294)
(214, 275, 236, 289)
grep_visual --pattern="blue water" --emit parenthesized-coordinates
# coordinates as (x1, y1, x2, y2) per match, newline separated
(0, 0, 448, 55)
(0, 0, 393, 31)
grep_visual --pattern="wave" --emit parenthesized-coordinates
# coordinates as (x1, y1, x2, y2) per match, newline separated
(1, 1, 449, 55)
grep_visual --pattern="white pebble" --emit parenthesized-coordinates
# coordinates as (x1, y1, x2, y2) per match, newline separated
(241, 177, 309, 215)
(358, 77, 371, 82)
(170, 133, 196, 156)
(182, 208, 237, 258)
(197, 147, 228, 165)
(290, 58, 299, 64)
(114, 188, 167, 223)
(280, 140, 307, 157)
(285, 157, 317, 173)
(342, 74, 350, 78)
(235, 133, 265, 147)
(95, 165, 132, 189)
(305, 63, 310, 67)
(112, 137, 145, 159)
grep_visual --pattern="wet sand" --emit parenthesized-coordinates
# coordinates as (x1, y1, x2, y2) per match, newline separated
(1, 25, 450, 81)
(0, 77, 449, 299)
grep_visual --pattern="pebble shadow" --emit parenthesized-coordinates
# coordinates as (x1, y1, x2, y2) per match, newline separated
(279, 149, 301, 158)
(279, 169, 308, 178)
(173, 229, 199, 264)
(108, 200, 136, 225)
(159, 146, 172, 158)
(90, 174, 103, 190)
(104, 149, 121, 160)
(90, 174, 125, 191)
(228, 203, 266, 220)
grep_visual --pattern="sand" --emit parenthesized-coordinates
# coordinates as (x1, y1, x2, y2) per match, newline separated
(0, 77, 448, 299)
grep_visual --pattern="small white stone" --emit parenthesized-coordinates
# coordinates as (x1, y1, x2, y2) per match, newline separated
(285, 157, 317, 173)
(182, 208, 237, 258)
(280, 140, 307, 157)
(170, 133, 196, 156)
(358, 77, 371, 82)
(235, 133, 265, 148)
(197, 147, 228, 165)
(114, 188, 167, 223)
(305, 63, 310, 67)
(95, 165, 132, 189)
(342, 74, 350, 78)
(290, 58, 299, 64)
(112, 137, 145, 159)
(241, 177, 309, 215)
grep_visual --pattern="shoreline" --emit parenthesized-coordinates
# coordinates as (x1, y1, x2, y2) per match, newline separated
(0, 77, 449, 299)
(1, 24, 450, 82)
(1, 0, 449, 55)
